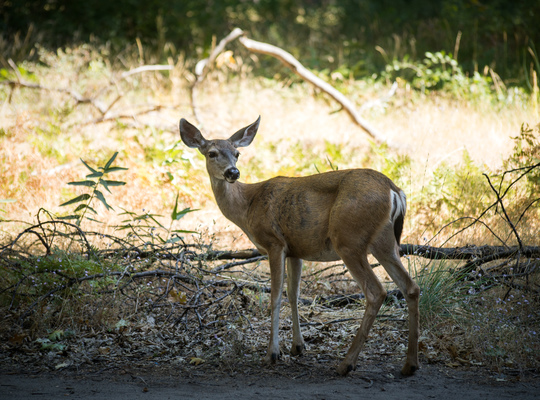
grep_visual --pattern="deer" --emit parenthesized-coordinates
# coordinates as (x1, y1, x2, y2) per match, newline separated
(179, 116, 420, 377)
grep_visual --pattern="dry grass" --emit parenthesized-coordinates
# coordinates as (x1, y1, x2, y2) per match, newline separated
(1, 45, 539, 374)
(1, 45, 538, 286)
(1, 48, 537, 244)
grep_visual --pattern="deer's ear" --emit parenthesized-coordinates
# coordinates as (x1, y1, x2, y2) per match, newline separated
(229, 116, 260, 148)
(179, 118, 207, 149)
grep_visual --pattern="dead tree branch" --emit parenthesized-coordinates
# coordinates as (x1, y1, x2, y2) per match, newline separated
(188, 28, 387, 143)
(2, 62, 174, 120)
(237, 35, 386, 143)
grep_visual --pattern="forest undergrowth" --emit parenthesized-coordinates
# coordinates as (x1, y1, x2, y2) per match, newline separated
(0, 44, 539, 377)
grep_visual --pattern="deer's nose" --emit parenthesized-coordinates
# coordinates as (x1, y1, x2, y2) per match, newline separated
(224, 167, 240, 182)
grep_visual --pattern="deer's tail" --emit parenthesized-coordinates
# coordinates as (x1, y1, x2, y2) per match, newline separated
(390, 189, 407, 245)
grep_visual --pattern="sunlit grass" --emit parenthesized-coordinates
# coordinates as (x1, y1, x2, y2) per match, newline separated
(1, 45, 538, 251)
(1, 44, 539, 373)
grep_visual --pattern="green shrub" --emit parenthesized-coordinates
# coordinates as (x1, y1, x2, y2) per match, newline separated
(59, 152, 127, 226)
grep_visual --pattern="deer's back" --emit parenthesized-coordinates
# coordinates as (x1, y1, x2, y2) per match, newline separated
(243, 169, 397, 260)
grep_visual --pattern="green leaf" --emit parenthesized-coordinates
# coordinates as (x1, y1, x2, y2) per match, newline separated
(118, 207, 136, 217)
(103, 152, 118, 170)
(173, 207, 198, 221)
(147, 214, 166, 229)
(133, 213, 166, 229)
(100, 179, 126, 194)
(172, 229, 198, 234)
(36, 338, 66, 351)
(171, 193, 198, 221)
(94, 190, 112, 210)
(171, 193, 180, 220)
(57, 215, 80, 220)
(68, 180, 96, 187)
(86, 171, 104, 179)
(74, 204, 97, 214)
(80, 158, 97, 174)
(85, 216, 104, 223)
(49, 330, 65, 341)
(59, 194, 91, 207)
(115, 319, 129, 329)
(102, 180, 126, 186)
(100, 179, 112, 194)
(104, 166, 129, 173)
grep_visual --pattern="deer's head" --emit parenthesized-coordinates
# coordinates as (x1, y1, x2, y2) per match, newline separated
(179, 116, 260, 183)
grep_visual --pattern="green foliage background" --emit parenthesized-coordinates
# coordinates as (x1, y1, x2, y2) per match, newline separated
(2, 0, 539, 84)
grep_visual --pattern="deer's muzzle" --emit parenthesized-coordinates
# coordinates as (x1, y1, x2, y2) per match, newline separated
(224, 167, 240, 183)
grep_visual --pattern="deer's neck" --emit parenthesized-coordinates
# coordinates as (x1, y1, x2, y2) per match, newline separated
(209, 178, 251, 228)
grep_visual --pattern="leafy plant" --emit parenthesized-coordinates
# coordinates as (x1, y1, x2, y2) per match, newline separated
(461, 288, 540, 370)
(0, 64, 36, 82)
(59, 152, 127, 226)
(117, 193, 198, 244)
(503, 123, 540, 196)
(363, 141, 412, 187)
(381, 51, 495, 100)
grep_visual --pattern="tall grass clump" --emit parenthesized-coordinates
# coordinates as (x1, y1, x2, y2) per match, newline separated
(407, 258, 468, 329)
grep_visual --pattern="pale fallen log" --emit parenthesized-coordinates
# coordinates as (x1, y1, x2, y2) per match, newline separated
(189, 28, 388, 143)
(237, 35, 387, 143)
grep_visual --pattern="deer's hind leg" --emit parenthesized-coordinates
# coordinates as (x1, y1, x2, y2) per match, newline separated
(335, 247, 387, 376)
(371, 224, 420, 376)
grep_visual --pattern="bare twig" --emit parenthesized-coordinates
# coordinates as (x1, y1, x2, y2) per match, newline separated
(211, 256, 267, 273)
(1, 62, 176, 119)
(483, 173, 524, 252)
(0, 79, 107, 114)
(120, 64, 173, 79)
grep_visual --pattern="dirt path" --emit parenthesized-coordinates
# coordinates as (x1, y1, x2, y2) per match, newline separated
(2, 363, 538, 400)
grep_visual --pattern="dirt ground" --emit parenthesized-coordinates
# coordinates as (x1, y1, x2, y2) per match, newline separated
(2, 359, 539, 400)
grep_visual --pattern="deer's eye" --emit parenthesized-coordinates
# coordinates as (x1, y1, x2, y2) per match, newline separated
(208, 151, 218, 159)
(234, 152, 240, 159)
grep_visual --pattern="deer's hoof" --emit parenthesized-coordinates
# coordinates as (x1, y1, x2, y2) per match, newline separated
(336, 362, 354, 376)
(264, 351, 280, 365)
(290, 343, 305, 356)
(401, 362, 419, 376)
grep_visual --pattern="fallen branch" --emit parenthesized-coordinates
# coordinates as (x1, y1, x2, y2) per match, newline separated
(400, 244, 540, 260)
(238, 35, 386, 143)
(120, 64, 173, 79)
(189, 28, 387, 143)
(1, 79, 108, 114)
(211, 256, 268, 273)
(84, 104, 166, 125)
(2, 61, 174, 119)
(204, 244, 540, 262)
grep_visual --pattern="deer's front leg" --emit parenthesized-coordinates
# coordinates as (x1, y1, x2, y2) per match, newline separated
(264, 247, 286, 364)
(287, 257, 305, 356)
